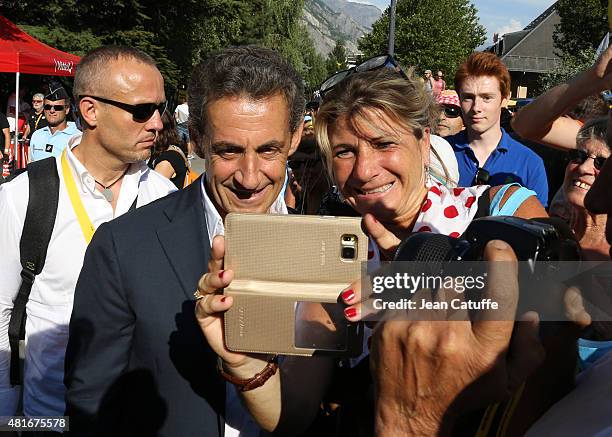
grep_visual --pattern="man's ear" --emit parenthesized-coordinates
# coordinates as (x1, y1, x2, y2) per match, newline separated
(65, 101, 70, 115)
(79, 98, 97, 127)
(501, 93, 510, 108)
(288, 122, 304, 157)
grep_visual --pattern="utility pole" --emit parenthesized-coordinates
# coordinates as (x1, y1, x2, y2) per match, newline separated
(388, 0, 397, 56)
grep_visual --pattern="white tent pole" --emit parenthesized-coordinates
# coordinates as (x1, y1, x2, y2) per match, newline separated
(14, 71, 19, 162)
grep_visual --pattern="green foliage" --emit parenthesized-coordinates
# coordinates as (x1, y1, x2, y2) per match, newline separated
(543, 0, 607, 96)
(359, 0, 485, 83)
(326, 41, 348, 75)
(535, 48, 598, 95)
(553, 0, 607, 59)
(4, 0, 325, 99)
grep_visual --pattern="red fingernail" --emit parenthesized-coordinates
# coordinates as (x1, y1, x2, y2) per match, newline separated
(221, 296, 227, 303)
(218, 270, 225, 279)
(344, 307, 357, 318)
(341, 289, 355, 302)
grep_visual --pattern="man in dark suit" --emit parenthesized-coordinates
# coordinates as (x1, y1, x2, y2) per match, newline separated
(65, 46, 333, 436)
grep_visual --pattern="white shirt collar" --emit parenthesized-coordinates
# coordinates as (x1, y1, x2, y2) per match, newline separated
(200, 175, 288, 247)
(65, 134, 151, 212)
(42, 121, 78, 136)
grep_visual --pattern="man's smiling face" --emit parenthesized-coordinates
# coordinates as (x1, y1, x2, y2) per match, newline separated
(204, 93, 301, 217)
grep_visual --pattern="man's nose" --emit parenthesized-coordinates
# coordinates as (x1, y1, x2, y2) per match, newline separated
(146, 109, 164, 132)
(234, 152, 260, 189)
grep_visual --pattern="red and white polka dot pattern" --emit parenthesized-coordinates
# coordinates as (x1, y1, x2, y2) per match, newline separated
(367, 181, 490, 264)
(413, 181, 489, 238)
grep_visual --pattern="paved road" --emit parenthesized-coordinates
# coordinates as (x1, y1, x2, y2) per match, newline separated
(190, 155, 205, 175)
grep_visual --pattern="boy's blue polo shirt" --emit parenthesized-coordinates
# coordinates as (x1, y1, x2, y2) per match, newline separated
(30, 121, 81, 162)
(445, 128, 549, 206)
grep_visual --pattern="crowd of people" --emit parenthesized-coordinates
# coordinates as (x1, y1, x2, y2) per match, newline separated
(0, 41, 611, 437)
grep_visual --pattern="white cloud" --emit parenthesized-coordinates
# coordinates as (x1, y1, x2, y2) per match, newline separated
(496, 19, 524, 37)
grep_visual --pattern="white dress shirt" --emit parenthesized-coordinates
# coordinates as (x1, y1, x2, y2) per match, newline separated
(200, 176, 287, 437)
(0, 145, 176, 419)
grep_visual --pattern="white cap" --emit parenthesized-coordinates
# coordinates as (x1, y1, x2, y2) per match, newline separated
(429, 135, 459, 188)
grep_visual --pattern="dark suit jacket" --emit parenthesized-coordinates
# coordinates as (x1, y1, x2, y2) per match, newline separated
(65, 179, 224, 436)
(65, 178, 333, 436)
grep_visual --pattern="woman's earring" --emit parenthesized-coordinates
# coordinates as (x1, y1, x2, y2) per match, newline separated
(424, 164, 432, 185)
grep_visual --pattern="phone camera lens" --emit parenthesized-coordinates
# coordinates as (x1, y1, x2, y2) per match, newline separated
(342, 247, 356, 259)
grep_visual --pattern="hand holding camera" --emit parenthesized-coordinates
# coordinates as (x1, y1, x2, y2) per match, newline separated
(370, 239, 545, 436)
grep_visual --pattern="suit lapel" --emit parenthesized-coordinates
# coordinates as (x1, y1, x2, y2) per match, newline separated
(157, 178, 210, 300)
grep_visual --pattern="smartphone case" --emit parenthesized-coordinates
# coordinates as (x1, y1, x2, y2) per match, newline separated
(223, 213, 367, 356)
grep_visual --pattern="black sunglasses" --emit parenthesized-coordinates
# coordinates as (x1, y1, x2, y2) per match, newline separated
(568, 149, 608, 170)
(443, 105, 461, 118)
(319, 55, 408, 98)
(44, 104, 66, 111)
(80, 95, 166, 122)
(473, 167, 490, 185)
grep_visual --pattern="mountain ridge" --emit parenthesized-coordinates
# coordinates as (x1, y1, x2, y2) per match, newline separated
(303, 0, 382, 56)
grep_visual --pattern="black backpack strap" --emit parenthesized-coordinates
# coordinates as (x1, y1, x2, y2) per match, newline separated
(8, 157, 59, 385)
(475, 187, 492, 219)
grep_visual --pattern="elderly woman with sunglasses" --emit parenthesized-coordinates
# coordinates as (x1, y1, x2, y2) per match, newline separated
(312, 66, 558, 434)
(558, 118, 610, 261)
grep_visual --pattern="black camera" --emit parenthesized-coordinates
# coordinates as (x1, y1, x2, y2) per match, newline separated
(395, 216, 580, 266)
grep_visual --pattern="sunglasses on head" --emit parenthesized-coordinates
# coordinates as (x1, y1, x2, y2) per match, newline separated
(443, 105, 461, 118)
(319, 54, 408, 98)
(568, 149, 608, 170)
(80, 95, 167, 122)
(44, 104, 66, 111)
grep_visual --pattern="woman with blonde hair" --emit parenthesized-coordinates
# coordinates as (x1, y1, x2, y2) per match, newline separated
(310, 62, 553, 435)
(315, 65, 545, 262)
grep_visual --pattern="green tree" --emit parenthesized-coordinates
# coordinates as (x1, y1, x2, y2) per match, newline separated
(326, 41, 348, 75)
(359, 0, 485, 82)
(553, 0, 607, 63)
(535, 48, 598, 95)
(4, 0, 326, 99)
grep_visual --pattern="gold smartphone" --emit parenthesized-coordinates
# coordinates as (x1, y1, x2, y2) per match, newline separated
(223, 213, 367, 356)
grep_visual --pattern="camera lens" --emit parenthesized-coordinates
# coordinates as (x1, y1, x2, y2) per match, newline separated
(342, 236, 351, 242)
(342, 247, 356, 259)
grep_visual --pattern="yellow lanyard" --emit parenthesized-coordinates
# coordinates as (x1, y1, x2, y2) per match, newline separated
(475, 382, 526, 437)
(61, 149, 96, 244)
(34, 112, 43, 130)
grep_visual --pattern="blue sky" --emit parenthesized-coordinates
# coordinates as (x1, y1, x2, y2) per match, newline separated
(354, 0, 557, 46)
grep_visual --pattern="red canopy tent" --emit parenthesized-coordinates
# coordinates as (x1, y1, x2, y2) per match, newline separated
(0, 16, 81, 170)
(0, 15, 80, 76)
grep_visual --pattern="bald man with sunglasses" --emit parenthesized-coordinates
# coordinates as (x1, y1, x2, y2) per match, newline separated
(0, 46, 176, 425)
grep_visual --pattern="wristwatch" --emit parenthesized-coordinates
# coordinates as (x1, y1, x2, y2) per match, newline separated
(218, 356, 279, 392)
